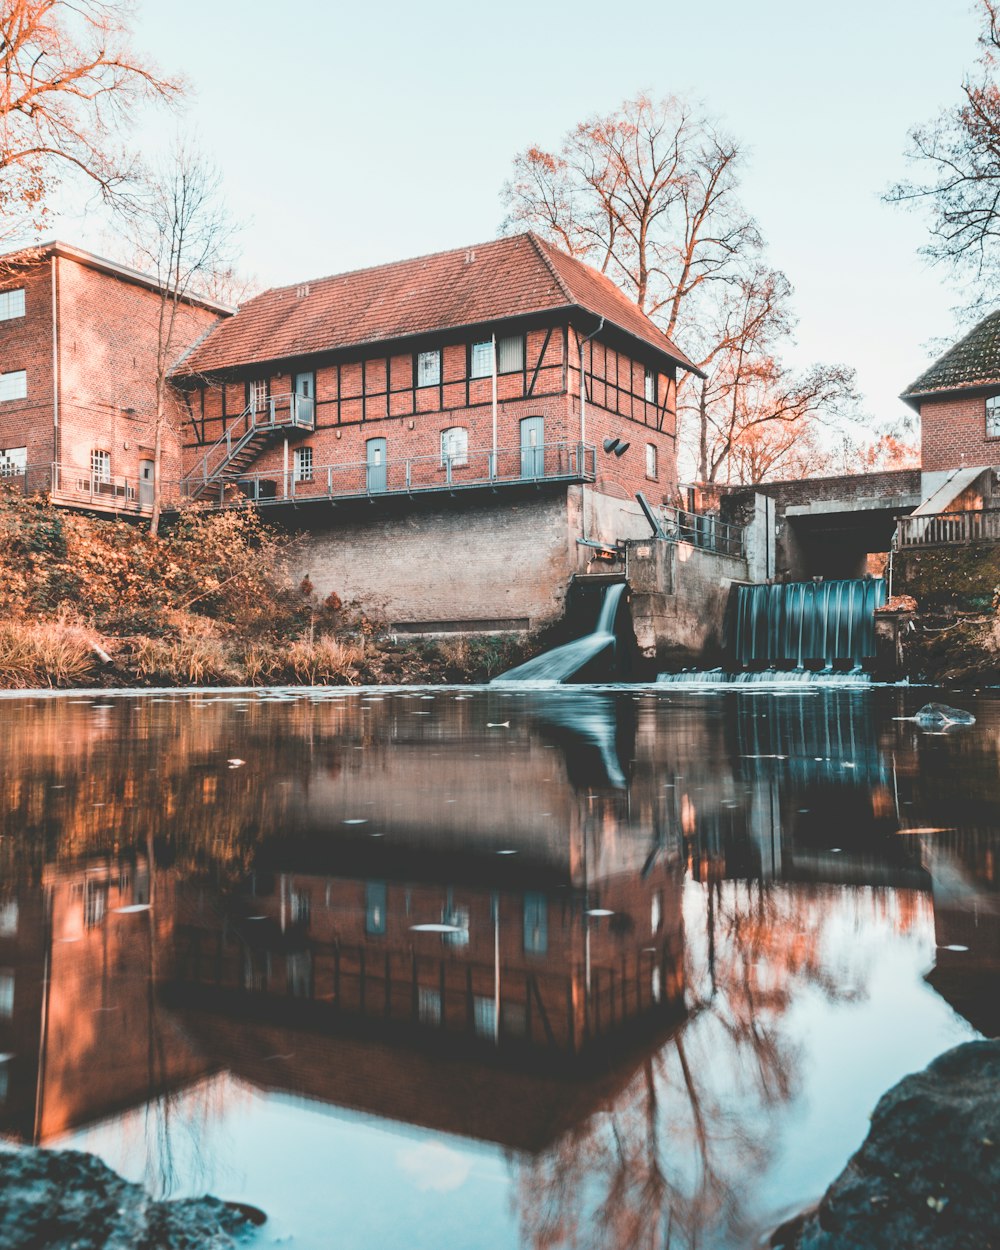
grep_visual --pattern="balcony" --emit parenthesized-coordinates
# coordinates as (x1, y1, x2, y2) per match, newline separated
(4, 464, 153, 514)
(174, 441, 597, 510)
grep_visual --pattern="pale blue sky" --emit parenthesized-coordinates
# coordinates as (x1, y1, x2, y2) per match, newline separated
(59, 0, 983, 435)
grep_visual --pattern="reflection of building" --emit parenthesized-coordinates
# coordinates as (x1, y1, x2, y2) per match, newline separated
(0, 856, 208, 1145)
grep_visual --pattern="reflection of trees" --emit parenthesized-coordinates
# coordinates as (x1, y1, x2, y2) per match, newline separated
(516, 879, 901, 1250)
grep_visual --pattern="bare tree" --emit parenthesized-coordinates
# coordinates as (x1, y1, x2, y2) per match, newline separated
(0, 1, 181, 243)
(118, 144, 240, 535)
(888, 0, 1000, 302)
(503, 93, 859, 484)
(503, 92, 760, 338)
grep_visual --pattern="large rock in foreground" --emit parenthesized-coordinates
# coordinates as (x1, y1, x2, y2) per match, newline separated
(773, 1040, 1000, 1249)
(0, 1148, 260, 1249)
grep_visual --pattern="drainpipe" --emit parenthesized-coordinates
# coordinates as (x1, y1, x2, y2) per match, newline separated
(51, 255, 60, 480)
(491, 333, 498, 478)
(578, 316, 605, 542)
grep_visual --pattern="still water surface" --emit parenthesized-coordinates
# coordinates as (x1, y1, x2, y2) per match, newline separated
(0, 685, 996, 1248)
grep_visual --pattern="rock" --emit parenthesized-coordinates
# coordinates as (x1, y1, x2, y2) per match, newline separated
(772, 1040, 1000, 1249)
(0, 1148, 260, 1249)
(913, 702, 976, 727)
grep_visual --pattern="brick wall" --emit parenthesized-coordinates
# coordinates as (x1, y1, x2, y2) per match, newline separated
(920, 394, 999, 472)
(183, 316, 680, 504)
(0, 259, 56, 468)
(55, 256, 222, 486)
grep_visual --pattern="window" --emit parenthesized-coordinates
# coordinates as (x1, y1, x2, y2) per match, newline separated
(0, 447, 26, 478)
(418, 986, 442, 1025)
(0, 289, 25, 321)
(293, 446, 314, 482)
(0, 902, 17, 938)
(249, 378, 268, 412)
(0, 371, 26, 402)
(290, 888, 311, 926)
(987, 394, 1000, 438)
(365, 881, 387, 935)
(523, 892, 548, 954)
(651, 892, 662, 935)
(84, 881, 106, 927)
(470, 340, 494, 378)
(0, 1055, 10, 1106)
(644, 367, 657, 403)
(440, 426, 468, 467)
(497, 334, 524, 374)
(0, 971, 13, 1019)
(417, 350, 441, 388)
(646, 443, 658, 480)
(90, 450, 111, 483)
(474, 996, 497, 1040)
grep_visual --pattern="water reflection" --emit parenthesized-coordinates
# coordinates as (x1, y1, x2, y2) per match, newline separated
(0, 687, 996, 1247)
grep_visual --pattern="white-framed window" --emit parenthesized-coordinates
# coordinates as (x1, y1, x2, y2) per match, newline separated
(417, 349, 441, 388)
(474, 996, 497, 1039)
(644, 367, 657, 403)
(249, 378, 268, 412)
(470, 340, 494, 378)
(0, 901, 17, 937)
(293, 446, 313, 482)
(987, 394, 1000, 438)
(0, 289, 25, 321)
(90, 450, 111, 484)
(0, 447, 26, 478)
(0, 371, 26, 402)
(441, 426, 468, 467)
(290, 888, 311, 926)
(646, 443, 658, 480)
(497, 334, 524, 374)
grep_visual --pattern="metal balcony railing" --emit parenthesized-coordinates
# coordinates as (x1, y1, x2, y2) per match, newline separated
(658, 504, 745, 558)
(895, 508, 1000, 548)
(2, 463, 157, 512)
(174, 440, 597, 508)
(183, 393, 316, 494)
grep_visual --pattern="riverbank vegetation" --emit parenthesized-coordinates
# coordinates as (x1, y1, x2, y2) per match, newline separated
(0, 491, 536, 687)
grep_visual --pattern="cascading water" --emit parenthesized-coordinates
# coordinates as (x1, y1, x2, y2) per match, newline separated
(732, 577, 886, 670)
(658, 576, 887, 685)
(492, 583, 625, 685)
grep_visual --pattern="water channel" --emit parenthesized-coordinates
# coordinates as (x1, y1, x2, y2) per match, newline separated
(0, 684, 996, 1248)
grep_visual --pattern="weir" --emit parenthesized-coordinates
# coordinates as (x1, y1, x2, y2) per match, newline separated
(733, 577, 887, 670)
(492, 583, 626, 684)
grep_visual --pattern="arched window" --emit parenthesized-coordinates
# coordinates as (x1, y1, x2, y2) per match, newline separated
(441, 426, 468, 467)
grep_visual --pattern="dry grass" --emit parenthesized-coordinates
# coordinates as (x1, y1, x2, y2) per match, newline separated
(0, 621, 98, 688)
(284, 636, 364, 685)
(131, 636, 242, 686)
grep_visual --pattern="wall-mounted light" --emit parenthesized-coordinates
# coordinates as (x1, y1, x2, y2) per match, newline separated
(603, 438, 620, 453)
(603, 437, 630, 457)
(614, 441, 630, 457)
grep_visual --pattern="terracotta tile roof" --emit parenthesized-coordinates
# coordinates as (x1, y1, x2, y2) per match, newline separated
(902, 310, 1000, 405)
(177, 232, 702, 377)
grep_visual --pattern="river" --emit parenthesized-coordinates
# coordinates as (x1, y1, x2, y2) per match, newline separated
(0, 684, 994, 1248)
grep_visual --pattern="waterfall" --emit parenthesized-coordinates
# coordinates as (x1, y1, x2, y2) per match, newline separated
(733, 577, 886, 670)
(492, 583, 626, 685)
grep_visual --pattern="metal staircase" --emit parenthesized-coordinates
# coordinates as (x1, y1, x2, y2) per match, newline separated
(182, 393, 315, 500)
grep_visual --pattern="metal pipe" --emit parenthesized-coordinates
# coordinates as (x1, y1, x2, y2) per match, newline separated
(578, 317, 604, 544)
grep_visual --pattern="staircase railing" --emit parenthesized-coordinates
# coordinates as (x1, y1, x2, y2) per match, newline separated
(183, 393, 315, 495)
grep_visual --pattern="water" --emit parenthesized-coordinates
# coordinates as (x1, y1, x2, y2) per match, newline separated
(492, 583, 625, 684)
(0, 684, 996, 1249)
(733, 577, 887, 669)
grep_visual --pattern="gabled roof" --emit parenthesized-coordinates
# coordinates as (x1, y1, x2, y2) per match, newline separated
(902, 310, 1000, 407)
(177, 232, 703, 378)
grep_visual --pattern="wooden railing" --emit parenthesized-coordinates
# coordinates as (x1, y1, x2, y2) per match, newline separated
(895, 508, 1000, 548)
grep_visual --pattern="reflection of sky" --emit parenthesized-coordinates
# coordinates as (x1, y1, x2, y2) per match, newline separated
(61, 1082, 516, 1250)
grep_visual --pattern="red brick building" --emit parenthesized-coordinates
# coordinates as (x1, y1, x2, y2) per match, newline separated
(0, 242, 230, 514)
(902, 310, 1000, 476)
(172, 232, 701, 513)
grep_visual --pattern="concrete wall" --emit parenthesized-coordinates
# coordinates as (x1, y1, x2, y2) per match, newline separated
(287, 486, 582, 632)
(625, 538, 748, 666)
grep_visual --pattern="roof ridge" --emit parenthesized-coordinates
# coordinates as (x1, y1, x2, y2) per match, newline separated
(526, 232, 576, 304)
(253, 233, 539, 301)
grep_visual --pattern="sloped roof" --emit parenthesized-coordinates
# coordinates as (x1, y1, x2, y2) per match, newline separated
(902, 310, 1000, 406)
(177, 232, 702, 377)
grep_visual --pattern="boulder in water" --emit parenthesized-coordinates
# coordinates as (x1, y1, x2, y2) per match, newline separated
(771, 1039, 1000, 1249)
(913, 702, 976, 728)
(0, 1147, 260, 1249)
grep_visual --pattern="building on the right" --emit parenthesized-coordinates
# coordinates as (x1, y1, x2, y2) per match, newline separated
(901, 309, 1000, 493)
